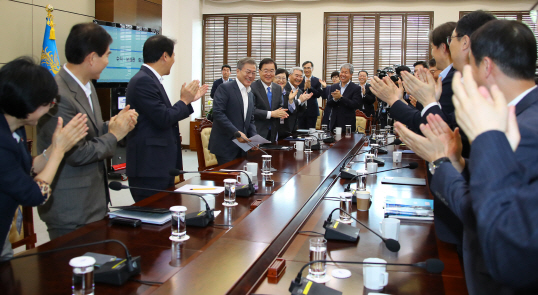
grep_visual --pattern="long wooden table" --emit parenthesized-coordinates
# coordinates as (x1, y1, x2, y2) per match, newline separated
(0, 133, 467, 294)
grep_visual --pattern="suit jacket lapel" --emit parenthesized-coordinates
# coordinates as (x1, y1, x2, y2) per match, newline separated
(59, 69, 99, 131)
(231, 82, 245, 121)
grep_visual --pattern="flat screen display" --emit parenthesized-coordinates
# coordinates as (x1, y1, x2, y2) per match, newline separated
(96, 23, 157, 84)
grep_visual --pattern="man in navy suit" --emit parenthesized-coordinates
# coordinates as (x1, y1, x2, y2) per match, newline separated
(357, 70, 376, 117)
(251, 58, 288, 142)
(126, 35, 207, 202)
(210, 64, 233, 99)
(395, 20, 538, 294)
(278, 67, 312, 138)
(209, 57, 259, 165)
(298, 61, 323, 129)
(326, 63, 361, 131)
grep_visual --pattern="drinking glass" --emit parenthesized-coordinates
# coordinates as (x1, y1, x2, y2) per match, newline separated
(309, 238, 327, 279)
(170, 206, 188, 241)
(339, 192, 353, 223)
(223, 179, 237, 206)
(70, 256, 96, 295)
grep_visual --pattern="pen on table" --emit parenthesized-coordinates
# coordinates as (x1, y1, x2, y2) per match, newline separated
(190, 188, 216, 191)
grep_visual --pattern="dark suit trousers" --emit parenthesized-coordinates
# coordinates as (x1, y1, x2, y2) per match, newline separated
(129, 176, 174, 202)
(216, 150, 243, 166)
(298, 115, 317, 129)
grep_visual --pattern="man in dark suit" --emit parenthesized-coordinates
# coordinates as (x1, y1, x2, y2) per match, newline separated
(209, 57, 259, 165)
(357, 70, 376, 117)
(395, 20, 538, 294)
(278, 67, 312, 138)
(326, 63, 361, 131)
(126, 35, 207, 202)
(298, 61, 323, 129)
(251, 58, 288, 142)
(37, 23, 138, 239)
(210, 64, 233, 99)
(371, 13, 496, 247)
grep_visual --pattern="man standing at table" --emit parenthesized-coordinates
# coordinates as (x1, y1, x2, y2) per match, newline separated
(298, 61, 323, 129)
(209, 57, 258, 165)
(326, 63, 361, 131)
(126, 35, 207, 202)
(210, 64, 233, 99)
(279, 67, 312, 138)
(357, 70, 376, 117)
(37, 23, 138, 239)
(251, 58, 288, 142)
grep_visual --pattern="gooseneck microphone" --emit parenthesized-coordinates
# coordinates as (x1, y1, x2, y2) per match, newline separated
(3, 239, 142, 286)
(169, 169, 254, 197)
(109, 182, 214, 227)
(324, 208, 400, 252)
(233, 131, 269, 156)
(339, 139, 403, 179)
(344, 161, 418, 192)
(289, 258, 444, 294)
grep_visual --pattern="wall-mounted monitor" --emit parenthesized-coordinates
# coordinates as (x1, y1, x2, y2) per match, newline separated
(93, 20, 158, 88)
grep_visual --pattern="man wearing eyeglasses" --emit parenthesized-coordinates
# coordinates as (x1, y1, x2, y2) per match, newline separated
(209, 57, 259, 165)
(251, 58, 288, 142)
(298, 61, 323, 129)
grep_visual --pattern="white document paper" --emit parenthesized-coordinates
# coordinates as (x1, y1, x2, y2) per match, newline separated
(175, 185, 225, 195)
(232, 134, 271, 151)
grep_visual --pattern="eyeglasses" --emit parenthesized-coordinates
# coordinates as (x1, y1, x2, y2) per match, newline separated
(447, 34, 462, 44)
(274, 76, 287, 81)
(242, 69, 256, 77)
(49, 97, 58, 108)
(261, 69, 275, 74)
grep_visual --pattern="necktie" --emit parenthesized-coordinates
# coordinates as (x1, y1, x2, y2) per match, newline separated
(267, 86, 272, 110)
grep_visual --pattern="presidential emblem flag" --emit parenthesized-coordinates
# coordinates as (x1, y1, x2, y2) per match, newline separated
(40, 5, 60, 76)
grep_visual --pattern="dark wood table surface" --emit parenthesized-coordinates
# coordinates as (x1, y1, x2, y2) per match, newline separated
(0, 133, 467, 295)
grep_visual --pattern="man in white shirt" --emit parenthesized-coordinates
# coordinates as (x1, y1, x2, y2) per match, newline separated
(210, 64, 234, 99)
(126, 35, 207, 202)
(209, 57, 259, 165)
(37, 23, 138, 239)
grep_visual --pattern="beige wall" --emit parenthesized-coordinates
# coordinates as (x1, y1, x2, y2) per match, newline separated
(0, 0, 94, 153)
(0, 0, 95, 65)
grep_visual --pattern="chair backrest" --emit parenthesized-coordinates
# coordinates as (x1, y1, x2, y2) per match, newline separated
(316, 107, 324, 130)
(355, 110, 373, 134)
(194, 119, 218, 171)
(10, 206, 36, 250)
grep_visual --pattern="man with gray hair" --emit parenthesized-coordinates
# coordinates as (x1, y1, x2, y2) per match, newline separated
(278, 66, 313, 137)
(326, 63, 361, 131)
(209, 57, 259, 165)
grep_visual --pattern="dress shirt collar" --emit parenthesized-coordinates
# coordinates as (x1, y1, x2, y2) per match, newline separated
(304, 75, 311, 81)
(289, 81, 299, 92)
(236, 78, 250, 93)
(439, 64, 453, 80)
(508, 85, 537, 107)
(63, 64, 92, 98)
(143, 64, 164, 84)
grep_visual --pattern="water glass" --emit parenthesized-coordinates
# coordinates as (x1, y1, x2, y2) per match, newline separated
(304, 137, 313, 153)
(321, 124, 327, 132)
(262, 155, 272, 174)
(309, 238, 327, 279)
(70, 256, 96, 295)
(339, 192, 353, 223)
(170, 206, 188, 241)
(345, 125, 352, 137)
(223, 179, 237, 206)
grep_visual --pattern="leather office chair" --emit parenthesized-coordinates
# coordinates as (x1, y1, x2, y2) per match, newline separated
(194, 118, 218, 171)
(355, 110, 372, 134)
(316, 107, 324, 130)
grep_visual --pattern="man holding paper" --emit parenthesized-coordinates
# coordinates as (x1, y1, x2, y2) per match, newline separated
(209, 57, 259, 165)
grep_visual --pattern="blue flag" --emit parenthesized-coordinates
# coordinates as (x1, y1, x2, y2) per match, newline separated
(40, 10, 60, 76)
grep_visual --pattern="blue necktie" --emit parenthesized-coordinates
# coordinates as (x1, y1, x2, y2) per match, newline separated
(267, 86, 272, 110)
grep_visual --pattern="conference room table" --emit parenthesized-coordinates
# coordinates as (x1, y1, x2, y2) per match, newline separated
(0, 133, 467, 294)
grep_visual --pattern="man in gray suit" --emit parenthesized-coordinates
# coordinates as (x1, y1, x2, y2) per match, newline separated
(209, 57, 258, 165)
(251, 58, 288, 142)
(37, 23, 137, 239)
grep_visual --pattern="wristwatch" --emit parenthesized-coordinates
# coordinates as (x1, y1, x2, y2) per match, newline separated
(428, 157, 451, 175)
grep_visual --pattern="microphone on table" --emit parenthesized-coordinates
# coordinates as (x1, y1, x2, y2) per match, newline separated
(169, 169, 255, 197)
(2, 239, 142, 286)
(108, 182, 214, 227)
(344, 162, 419, 192)
(323, 208, 400, 252)
(339, 139, 403, 179)
(289, 258, 444, 294)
